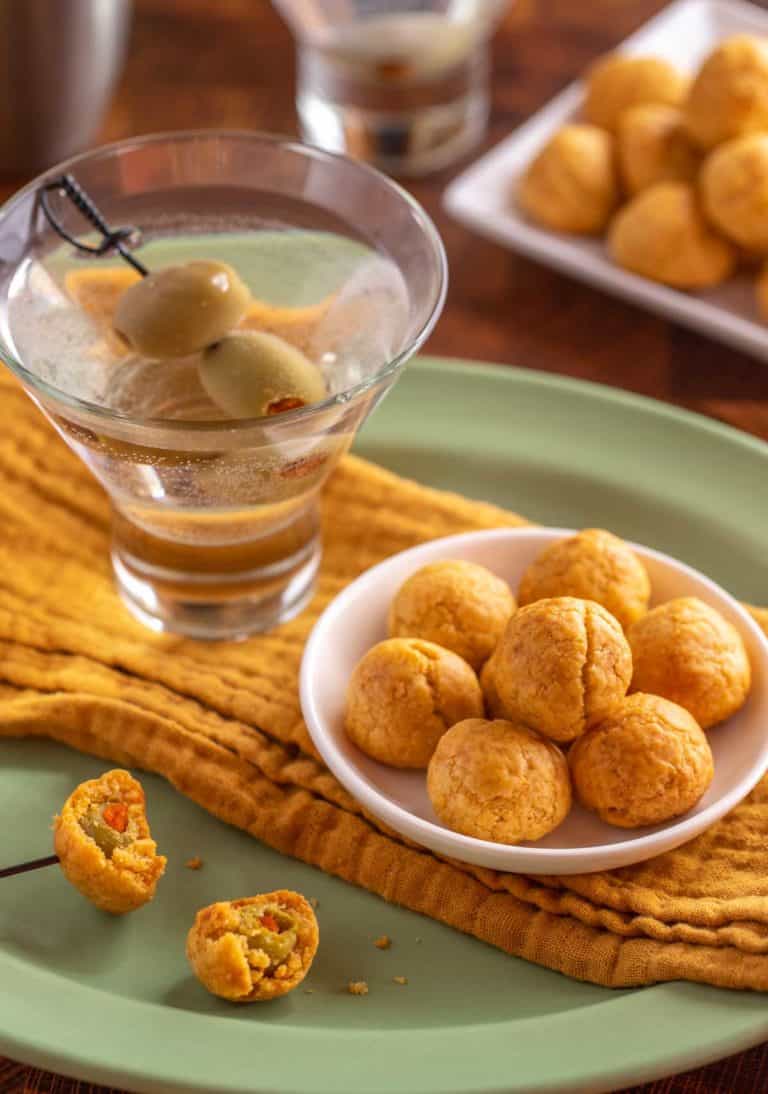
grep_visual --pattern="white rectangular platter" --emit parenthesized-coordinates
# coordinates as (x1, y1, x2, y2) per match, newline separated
(444, 0, 768, 361)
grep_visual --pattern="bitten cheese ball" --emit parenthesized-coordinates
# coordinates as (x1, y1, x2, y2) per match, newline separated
(518, 528, 651, 630)
(495, 597, 632, 743)
(617, 104, 700, 195)
(700, 135, 768, 253)
(517, 124, 618, 234)
(569, 693, 714, 828)
(427, 718, 572, 844)
(627, 597, 751, 728)
(53, 769, 166, 914)
(584, 54, 689, 133)
(186, 890, 319, 1002)
(345, 638, 484, 768)
(608, 182, 736, 289)
(388, 559, 515, 670)
(684, 35, 768, 150)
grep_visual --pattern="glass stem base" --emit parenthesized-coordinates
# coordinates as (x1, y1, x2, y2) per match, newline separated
(112, 516, 321, 641)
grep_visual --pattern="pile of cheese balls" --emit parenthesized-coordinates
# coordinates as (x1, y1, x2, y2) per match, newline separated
(518, 35, 768, 307)
(113, 259, 326, 418)
(344, 529, 752, 844)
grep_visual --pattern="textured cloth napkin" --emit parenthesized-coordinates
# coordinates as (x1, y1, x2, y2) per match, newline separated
(2, 367, 768, 992)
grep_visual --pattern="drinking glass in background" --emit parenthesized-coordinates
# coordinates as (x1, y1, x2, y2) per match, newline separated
(0, 0, 132, 173)
(272, 0, 509, 176)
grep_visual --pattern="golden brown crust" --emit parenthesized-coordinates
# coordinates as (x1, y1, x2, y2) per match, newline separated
(517, 528, 651, 629)
(584, 54, 689, 133)
(701, 134, 768, 253)
(569, 693, 714, 827)
(427, 718, 571, 843)
(494, 597, 632, 743)
(345, 638, 484, 768)
(388, 559, 515, 670)
(617, 104, 700, 195)
(53, 768, 166, 914)
(608, 182, 736, 289)
(627, 597, 751, 728)
(186, 890, 319, 1002)
(517, 124, 619, 235)
(684, 35, 768, 150)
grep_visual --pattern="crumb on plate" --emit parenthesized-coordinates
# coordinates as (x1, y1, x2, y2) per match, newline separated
(374, 935, 391, 950)
(348, 980, 369, 996)
(185, 856, 203, 870)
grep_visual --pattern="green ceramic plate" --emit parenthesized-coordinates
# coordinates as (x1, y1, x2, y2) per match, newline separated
(2, 358, 767, 1094)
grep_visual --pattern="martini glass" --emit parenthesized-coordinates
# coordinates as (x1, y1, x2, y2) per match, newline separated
(0, 131, 446, 639)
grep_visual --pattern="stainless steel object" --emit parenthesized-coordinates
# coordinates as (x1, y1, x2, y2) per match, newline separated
(0, 0, 132, 172)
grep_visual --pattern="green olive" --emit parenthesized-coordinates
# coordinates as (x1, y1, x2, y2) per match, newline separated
(240, 905, 298, 965)
(79, 806, 132, 858)
(198, 331, 327, 419)
(113, 260, 251, 358)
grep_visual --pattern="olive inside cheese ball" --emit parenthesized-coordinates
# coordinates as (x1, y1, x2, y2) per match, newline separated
(114, 260, 251, 358)
(608, 182, 736, 289)
(495, 597, 632, 743)
(187, 890, 319, 1002)
(684, 35, 768, 150)
(427, 718, 572, 844)
(617, 104, 700, 196)
(517, 124, 618, 235)
(199, 330, 327, 418)
(627, 597, 751, 729)
(345, 637, 484, 768)
(700, 134, 768, 253)
(583, 54, 689, 133)
(518, 529, 651, 630)
(569, 693, 714, 828)
(53, 769, 166, 914)
(388, 559, 516, 670)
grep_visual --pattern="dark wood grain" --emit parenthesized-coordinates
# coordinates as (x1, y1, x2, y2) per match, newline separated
(2, 1, 768, 1092)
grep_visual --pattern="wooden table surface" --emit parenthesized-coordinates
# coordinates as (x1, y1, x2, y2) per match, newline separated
(3, 1, 768, 1092)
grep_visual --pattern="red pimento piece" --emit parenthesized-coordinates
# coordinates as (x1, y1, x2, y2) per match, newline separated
(267, 397, 305, 416)
(260, 912, 280, 932)
(102, 803, 129, 833)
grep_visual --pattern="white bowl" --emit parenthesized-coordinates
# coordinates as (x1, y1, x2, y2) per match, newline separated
(300, 528, 768, 875)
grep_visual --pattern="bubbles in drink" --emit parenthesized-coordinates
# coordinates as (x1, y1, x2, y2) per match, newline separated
(6, 228, 409, 421)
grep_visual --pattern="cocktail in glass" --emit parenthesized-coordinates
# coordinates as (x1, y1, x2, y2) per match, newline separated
(0, 131, 446, 639)
(273, 0, 509, 175)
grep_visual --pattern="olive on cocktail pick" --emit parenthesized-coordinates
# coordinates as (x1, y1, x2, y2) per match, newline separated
(114, 260, 251, 358)
(199, 330, 327, 418)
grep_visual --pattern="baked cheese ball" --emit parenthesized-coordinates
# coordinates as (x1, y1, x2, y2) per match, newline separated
(388, 559, 515, 670)
(53, 769, 166, 914)
(684, 35, 768, 150)
(700, 134, 768, 253)
(427, 718, 572, 844)
(608, 182, 736, 289)
(617, 104, 700, 195)
(584, 54, 689, 133)
(345, 637, 483, 768)
(187, 891, 319, 1002)
(518, 528, 650, 630)
(517, 124, 618, 235)
(494, 597, 632, 743)
(627, 597, 751, 729)
(569, 693, 714, 827)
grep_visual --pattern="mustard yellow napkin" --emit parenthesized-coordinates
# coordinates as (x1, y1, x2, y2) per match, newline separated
(2, 367, 768, 991)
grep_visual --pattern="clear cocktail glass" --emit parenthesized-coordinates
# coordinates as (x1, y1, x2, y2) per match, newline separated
(0, 131, 447, 639)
